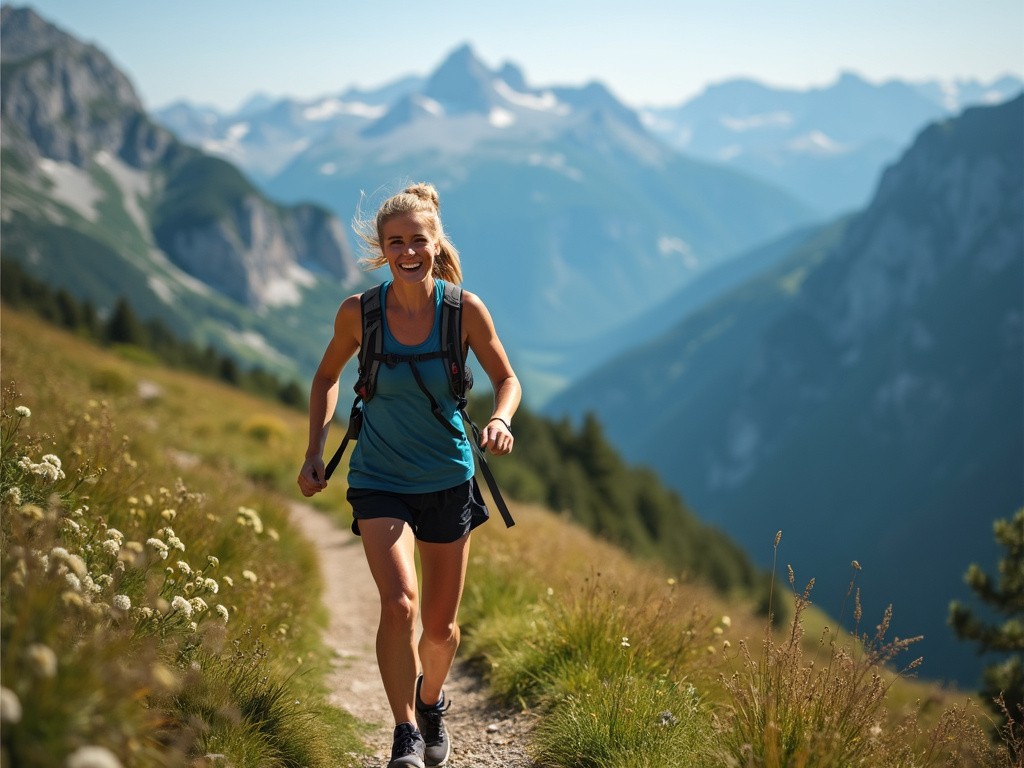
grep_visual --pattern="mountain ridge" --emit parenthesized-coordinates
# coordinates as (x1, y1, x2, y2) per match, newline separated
(547, 95, 1024, 685)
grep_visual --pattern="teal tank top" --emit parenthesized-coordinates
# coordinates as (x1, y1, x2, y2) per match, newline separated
(348, 279, 475, 493)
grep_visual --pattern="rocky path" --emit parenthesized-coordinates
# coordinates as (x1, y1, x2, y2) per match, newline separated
(287, 502, 537, 768)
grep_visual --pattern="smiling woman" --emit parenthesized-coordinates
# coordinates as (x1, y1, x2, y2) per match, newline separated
(296, 182, 521, 768)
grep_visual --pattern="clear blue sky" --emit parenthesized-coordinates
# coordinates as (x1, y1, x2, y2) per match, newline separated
(19, 0, 1024, 112)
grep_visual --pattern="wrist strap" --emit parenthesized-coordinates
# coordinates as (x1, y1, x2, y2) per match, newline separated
(488, 416, 512, 431)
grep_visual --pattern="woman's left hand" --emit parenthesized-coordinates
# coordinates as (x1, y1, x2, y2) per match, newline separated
(480, 419, 514, 456)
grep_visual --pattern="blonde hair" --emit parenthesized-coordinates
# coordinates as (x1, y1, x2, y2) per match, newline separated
(353, 182, 462, 284)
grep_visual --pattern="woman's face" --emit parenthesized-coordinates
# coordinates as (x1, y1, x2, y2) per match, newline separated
(381, 211, 440, 285)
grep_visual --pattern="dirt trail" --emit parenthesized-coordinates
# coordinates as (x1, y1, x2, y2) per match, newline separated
(287, 502, 537, 768)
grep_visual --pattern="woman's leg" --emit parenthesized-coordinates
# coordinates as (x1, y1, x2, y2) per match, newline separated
(416, 532, 472, 706)
(359, 517, 421, 726)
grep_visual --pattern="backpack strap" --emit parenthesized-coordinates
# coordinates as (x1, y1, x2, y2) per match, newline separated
(356, 284, 384, 401)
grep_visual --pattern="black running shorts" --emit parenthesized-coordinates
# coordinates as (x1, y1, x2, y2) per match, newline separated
(347, 478, 489, 543)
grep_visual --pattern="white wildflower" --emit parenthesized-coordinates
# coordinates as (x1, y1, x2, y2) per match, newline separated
(167, 535, 185, 552)
(222, 575, 234, 587)
(0, 686, 21, 724)
(188, 621, 198, 633)
(216, 604, 230, 622)
(112, 594, 131, 611)
(146, 538, 169, 559)
(207, 555, 220, 569)
(721, 616, 732, 628)
(93, 574, 112, 589)
(241, 569, 257, 583)
(66, 744, 123, 768)
(65, 572, 82, 591)
(5, 486, 21, 506)
(203, 578, 219, 594)
(105, 528, 124, 543)
(161, 508, 176, 521)
(236, 506, 264, 534)
(621, 637, 631, 648)
(26, 643, 58, 678)
(176, 561, 192, 576)
(15, 405, 31, 418)
(170, 595, 193, 617)
(189, 597, 208, 614)
(101, 539, 120, 556)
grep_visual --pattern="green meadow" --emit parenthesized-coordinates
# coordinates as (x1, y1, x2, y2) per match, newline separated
(1, 307, 1014, 766)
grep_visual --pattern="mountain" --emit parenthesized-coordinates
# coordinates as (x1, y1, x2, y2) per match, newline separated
(257, 44, 814, 401)
(0, 5, 361, 377)
(641, 71, 1023, 216)
(154, 77, 425, 182)
(548, 96, 1024, 685)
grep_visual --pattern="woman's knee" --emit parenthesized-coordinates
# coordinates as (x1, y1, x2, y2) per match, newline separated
(421, 615, 459, 647)
(379, 589, 418, 628)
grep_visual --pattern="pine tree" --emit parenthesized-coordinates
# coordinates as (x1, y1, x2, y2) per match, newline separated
(105, 298, 146, 345)
(949, 508, 1024, 727)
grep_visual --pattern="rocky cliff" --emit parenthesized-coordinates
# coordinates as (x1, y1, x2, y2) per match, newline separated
(0, 5, 356, 312)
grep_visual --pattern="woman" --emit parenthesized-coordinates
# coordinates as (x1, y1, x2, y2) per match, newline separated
(297, 183, 521, 768)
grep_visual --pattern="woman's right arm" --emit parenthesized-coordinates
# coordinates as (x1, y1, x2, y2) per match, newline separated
(297, 294, 363, 497)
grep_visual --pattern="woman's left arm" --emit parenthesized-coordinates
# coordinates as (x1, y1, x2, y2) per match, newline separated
(462, 290, 522, 455)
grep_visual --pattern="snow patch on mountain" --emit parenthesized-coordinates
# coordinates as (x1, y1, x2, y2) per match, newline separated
(95, 150, 151, 235)
(489, 107, 515, 127)
(657, 236, 698, 269)
(720, 111, 793, 132)
(302, 98, 387, 121)
(38, 158, 100, 221)
(787, 131, 849, 155)
(493, 80, 568, 113)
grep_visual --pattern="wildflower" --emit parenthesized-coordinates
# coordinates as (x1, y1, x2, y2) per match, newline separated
(94, 574, 112, 589)
(666, 577, 676, 586)
(621, 636, 631, 648)
(112, 594, 131, 611)
(5, 486, 21, 506)
(268, 527, 280, 541)
(26, 643, 58, 678)
(134, 607, 154, 620)
(216, 604, 230, 622)
(241, 569, 258, 583)
(546, 587, 554, 597)
(722, 640, 732, 650)
(176, 561, 192, 576)
(222, 575, 234, 587)
(0, 686, 22, 724)
(66, 744, 123, 768)
(161, 508, 176, 520)
(713, 626, 724, 636)
(38, 454, 66, 481)
(188, 621, 198, 633)
(721, 616, 732, 628)
(207, 555, 220, 569)
(170, 595, 193, 618)
(101, 539, 120, 556)
(106, 528, 124, 543)
(146, 538, 169, 559)
(19, 504, 43, 519)
(189, 597, 208, 614)
(203, 578, 219, 594)
(15, 405, 31, 418)
(167, 534, 185, 552)
(66, 573, 82, 591)
(237, 506, 264, 534)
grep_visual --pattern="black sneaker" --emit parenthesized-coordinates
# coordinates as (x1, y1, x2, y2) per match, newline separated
(415, 675, 452, 767)
(387, 722, 425, 768)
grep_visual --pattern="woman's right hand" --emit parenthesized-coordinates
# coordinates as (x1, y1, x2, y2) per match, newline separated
(297, 456, 328, 497)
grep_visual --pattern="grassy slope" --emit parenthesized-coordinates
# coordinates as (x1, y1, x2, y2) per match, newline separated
(1, 307, 999, 766)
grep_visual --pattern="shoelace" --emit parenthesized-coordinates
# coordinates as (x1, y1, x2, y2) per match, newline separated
(418, 699, 452, 737)
(392, 728, 420, 757)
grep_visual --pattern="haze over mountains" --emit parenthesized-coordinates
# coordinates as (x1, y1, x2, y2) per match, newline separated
(550, 94, 1024, 685)
(2, 3, 1021, 688)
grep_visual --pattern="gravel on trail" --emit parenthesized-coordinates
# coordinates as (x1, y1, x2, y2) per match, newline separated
(288, 502, 538, 768)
